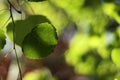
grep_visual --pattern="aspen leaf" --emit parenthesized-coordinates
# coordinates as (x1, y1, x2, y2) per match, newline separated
(22, 22, 58, 59)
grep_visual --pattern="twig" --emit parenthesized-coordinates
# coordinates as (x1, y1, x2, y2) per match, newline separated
(7, 0, 23, 80)
(7, 0, 21, 14)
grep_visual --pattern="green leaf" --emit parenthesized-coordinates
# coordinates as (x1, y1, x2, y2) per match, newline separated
(22, 22, 58, 59)
(7, 15, 50, 46)
(0, 29, 6, 50)
(0, 10, 10, 31)
(23, 68, 57, 80)
(111, 48, 120, 67)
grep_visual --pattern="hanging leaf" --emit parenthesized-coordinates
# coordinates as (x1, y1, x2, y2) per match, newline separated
(0, 29, 6, 50)
(7, 15, 50, 46)
(22, 22, 58, 59)
(111, 48, 120, 67)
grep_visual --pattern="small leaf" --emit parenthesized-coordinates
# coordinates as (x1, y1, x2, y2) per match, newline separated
(7, 15, 50, 46)
(33, 23, 58, 45)
(0, 29, 6, 50)
(22, 22, 58, 59)
(111, 48, 120, 67)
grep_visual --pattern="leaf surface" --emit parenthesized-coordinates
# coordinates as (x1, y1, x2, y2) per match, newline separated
(22, 22, 58, 59)
(7, 15, 50, 46)
(111, 48, 120, 67)
(0, 29, 6, 50)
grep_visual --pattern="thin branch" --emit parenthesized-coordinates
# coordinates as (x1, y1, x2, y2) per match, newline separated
(7, 0, 23, 80)
(7, 0, 21, 14)
(16, 0, 23, 20)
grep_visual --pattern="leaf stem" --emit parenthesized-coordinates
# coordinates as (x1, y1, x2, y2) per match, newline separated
(8, 0, 23, 80)
(7, 0, 21, 14)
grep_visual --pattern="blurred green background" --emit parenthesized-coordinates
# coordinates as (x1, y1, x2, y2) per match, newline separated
(0, 0, 120, 80)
